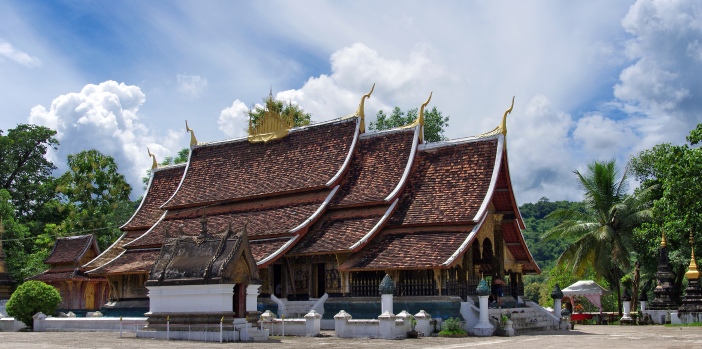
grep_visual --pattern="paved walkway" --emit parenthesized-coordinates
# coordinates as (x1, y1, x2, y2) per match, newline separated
(1, 325, 701, 349)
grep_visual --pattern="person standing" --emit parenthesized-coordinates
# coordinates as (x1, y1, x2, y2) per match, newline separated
(492, 277, 507, 308)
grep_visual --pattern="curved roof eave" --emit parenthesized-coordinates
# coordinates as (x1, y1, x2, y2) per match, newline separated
(472, 134, 505, 222)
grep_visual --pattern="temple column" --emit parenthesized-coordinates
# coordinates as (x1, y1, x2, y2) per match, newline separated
(493, 214, 504, 280)
(465, 246, 474, 281)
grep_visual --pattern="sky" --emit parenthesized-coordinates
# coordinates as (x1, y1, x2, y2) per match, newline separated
(2, 0, 702, 204)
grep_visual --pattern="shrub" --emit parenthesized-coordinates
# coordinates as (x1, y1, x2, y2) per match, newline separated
(5, 281, 61, 328)
(438, 317, 467, 337)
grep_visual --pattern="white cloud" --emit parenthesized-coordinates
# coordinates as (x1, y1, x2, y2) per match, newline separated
(573, 113, 637, 159)
(28, 81, 182, 197)
(0, 39, 40, 67)
(177, 74, 208, 98)
(218, 99, 249, 138)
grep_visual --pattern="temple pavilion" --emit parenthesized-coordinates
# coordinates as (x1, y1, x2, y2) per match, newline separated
(84, 87, 540, 318)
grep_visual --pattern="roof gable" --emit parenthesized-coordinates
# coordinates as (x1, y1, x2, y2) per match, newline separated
(44, 235, 99, 265)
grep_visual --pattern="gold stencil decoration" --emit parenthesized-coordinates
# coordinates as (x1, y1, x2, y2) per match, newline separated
(248, 97, 294, 143)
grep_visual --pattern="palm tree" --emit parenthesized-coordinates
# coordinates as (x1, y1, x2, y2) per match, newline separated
(543, 160, 652, 315)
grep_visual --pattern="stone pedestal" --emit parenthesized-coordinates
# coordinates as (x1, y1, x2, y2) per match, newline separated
(381, 294, 393, 315)
(620, 301, 633, 325)
(304, 310, 322, 337)
(378, 311, 397, 340)
(246, 284, 261, 313)
(414, 310, 432, 337)
(471, 295, 494, 337)
(553, 299, 562, 318)
(334, 310, 352, 337)
(678, 277, 702, 323)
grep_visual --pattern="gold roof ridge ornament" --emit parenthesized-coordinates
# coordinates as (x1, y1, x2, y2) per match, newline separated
(247, 95, 294, 143)
(147, 147, 158, 170)
(185, 120, 198, 146)
(356, 83, 375, 133)
(661, 229, 667, 248)
(402, 92, 432, 143)
(476, 96, 515, 138)
(686, 228, 699, 280)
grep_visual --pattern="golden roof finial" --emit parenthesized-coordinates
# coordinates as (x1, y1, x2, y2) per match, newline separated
(147, 147, 158, 170)
(356, 83, 375, 133)
(247, 95, 293, 143)
(185, 120, 198, 146)
(686, 228, 699, 280)
(661, 229, 667, 247)
(401, 92, 432, 143)
(475, 96, 516, 138)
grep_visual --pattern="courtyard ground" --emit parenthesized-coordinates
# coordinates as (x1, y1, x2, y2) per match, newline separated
(1, 325, 701, 349)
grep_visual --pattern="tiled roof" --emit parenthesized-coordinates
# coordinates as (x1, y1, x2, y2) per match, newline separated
(87, 249, 161, 276)
(389, 138, 499, 226)
(339, 230, 470, 270)
(250, 237, 293, 264)
(163, 119, 357, 209)
(82, 230, 143, 270)
(127, 192, 330, 249)
(121, 164, 185, 230)
(45, 235, 98, 265)
(289, 214, 384, 255)
(27, 269, 103, 282)
(331, 129, 415, 207)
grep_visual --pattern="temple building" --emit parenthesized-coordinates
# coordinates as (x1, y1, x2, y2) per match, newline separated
(28, 234, 109, 312)
(84, 88, 540, 319)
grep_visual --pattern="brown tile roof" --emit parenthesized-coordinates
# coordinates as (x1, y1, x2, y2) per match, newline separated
(162, 118, 358, 210)
(331, 129, 415, 207)
(339, 230, 470, 271)
(389, 137, 499, 226)
(82, 230, 143, 270)
(27, 269, 103, 282)
(289, 215, 384, 255)
(127, 191, 330, 249)
(45, 235, 98, 265)
(250, 237, 293, 264)
(87, 249, 161, 276)
(121, 164, 185, 231)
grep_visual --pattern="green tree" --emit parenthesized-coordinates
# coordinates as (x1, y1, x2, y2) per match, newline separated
(55, 150, 132, 249)
(543, 160, 651, 315)
(6, 280, 61, 328)
(629, 123, 702, 301)
(248, 95, 311, 130)
(0, 124, 59, 219)
(369, 106, 450, 143)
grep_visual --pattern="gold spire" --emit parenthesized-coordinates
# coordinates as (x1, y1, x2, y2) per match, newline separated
(686, 228, 699, 280)
(355, 83, 375, 133)
(476, 96, 515, 138)
(247, 95, 294, 143)
(147, 147, 158, 170)
(185, 120, 198, 146)
(661, 229, 667, 247)
(402, 92, 432, 143)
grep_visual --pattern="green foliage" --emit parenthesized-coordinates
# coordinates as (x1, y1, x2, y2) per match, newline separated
(55, 150, 133, 249)
(142, 147, 190, 190)
(0, 124, 59, 219)
(369, 106, 450, 143)
(6, 281, 61, 328)
(543, 160, 652, 314)
(438, 317, 467, 336)
(248, 95, 311, 130)
(629, 123, 702, 301)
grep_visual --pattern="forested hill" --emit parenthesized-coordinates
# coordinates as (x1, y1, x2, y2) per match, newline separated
(519, 197, 585, 271)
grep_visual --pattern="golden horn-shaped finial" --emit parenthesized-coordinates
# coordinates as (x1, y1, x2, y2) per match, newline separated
(661, 229, 667, 247)
(687, 228, 699, 280)
(418, 92, 432, 143)
(147, 147, 157, 170)
(356, 83, 375, 133)
(500, 96, 515, 136)
(185, 120, 198, 146)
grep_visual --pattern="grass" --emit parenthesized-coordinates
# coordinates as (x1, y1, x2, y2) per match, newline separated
(664, 322, 702, 327)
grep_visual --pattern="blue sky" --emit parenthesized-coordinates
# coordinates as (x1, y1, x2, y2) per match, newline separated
(2, 0, 702, 204)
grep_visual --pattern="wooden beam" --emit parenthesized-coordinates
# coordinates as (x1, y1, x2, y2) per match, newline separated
(505, 242, 522, 247)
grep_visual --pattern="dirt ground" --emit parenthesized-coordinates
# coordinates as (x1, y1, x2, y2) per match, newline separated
(1, 325, 702, 349)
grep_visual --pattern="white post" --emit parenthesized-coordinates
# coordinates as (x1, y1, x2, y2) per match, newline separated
(471, 295, 494, 337)
(167, 316, 170, 340)
(640, 300, 646, 313)
(246, 284, 261, 313)
(381, 294, 393, 315)
(304, 310, 322, 337)
(378, 311, 397, 340)
(334, 310, 352, 338)
(120, 316, 123, 338)
(554, 298, 562, 318)
(220, 316, 223, 343)
(621, 301, 632, 323)
(281, 314, 285, 338)
(414, 310, 432, 337)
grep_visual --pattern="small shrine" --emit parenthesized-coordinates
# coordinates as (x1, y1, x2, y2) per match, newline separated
(677, 231, 702, 323)
(139, 216, 264, 341)
(27, 234, 109, 312)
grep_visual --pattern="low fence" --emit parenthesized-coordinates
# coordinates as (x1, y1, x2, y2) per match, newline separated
(32, 313, 147, 333)
(333, 310, 413, 340)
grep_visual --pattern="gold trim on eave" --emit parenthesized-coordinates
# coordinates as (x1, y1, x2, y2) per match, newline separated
(402, 92, 432, 143)
(147, 148, 157, 170)
(247, 102, 294, 143)
(476, 96, 515, 138)
(186, 120, 199, 146)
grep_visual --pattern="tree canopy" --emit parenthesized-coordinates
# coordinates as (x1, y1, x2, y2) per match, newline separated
(0, 124, 59, 219)
(369, 106, 449, 143)
(248, 95, 311, 130)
